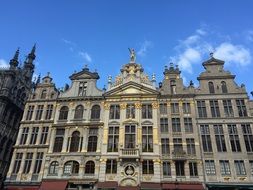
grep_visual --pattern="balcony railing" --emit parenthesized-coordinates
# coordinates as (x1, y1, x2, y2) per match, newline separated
(119, 148, 140, 159)
(172, 150, 187, 159)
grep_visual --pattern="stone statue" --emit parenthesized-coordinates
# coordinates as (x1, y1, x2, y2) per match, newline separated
(128, 48, 136, 62)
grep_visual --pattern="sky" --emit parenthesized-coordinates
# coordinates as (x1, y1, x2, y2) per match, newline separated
(0, 0, 253, 96)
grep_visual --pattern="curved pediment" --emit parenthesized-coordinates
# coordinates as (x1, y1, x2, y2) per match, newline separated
(141, 120, 153, 125)
(108, 121, 120, 126)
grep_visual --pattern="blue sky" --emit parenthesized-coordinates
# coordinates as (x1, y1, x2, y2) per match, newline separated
(0, 0, 253, 95)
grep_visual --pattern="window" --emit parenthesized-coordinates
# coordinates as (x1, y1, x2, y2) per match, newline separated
(175, 161, 185, 176)
(33, 152, 43, 174)
(172, 118, 181, 132)
(197, 101, 207, 118)
(163, 162, 171, 176)
(210, 100, 220, 117)
(189, 162, 198, 176)
(205, 160, 216, 175)
(242, 124, 253, 152)
(40, 127, 49, 144)
(183, 103, 191, 114)
(23, 152, 33, 174)
(184, 117, 193, 133)
(30, 127, 39, 144)
(35, 105, 44, 120)
(161, 138, 170, 155)
(208, 81, 215, 94)
(12, 153, 23, 174)
(53, 129, 65, 152)
(107, 126, 119, 152)
(200, 125, 212, 152)
(26, 105, 34, 120)
(59, 106, 69, 120)
(20, 127, 29, 145)
(221, 81, 228, 93)
(87, 128, 98, 152)
(142, 126, 153, 152)
(142, 104, 152, 119)
(173, 138, 183, 152)
(40, 89, 47, 99)
(64, 161, 79, 175)
(109, 105, 120, 119)
(186, 138, 196, 155)
(74, 105, 84, 119)
(220, 160, 231, 175)
(160, 118, 168, 133)
(85, 161, 95, 174)
(249, 161, 253, 176)
(171, 103, 179, 114)
(236, 99, 247, 117)
(45, 104, 53, 120)
(214, 124, 226, 152)
(91, 105, 101, 120)
(234, 160, 246, 175)
(78, 82, 87, 96)
(170, 80, 176, 94)
(223, 100, 233, 117)
(49, 161, 59, 175)
(106, 159, 117, 174)
(126, 104, 135, 119)
(228, 124, 241, 152)
(159, 103, 167, 114)
(142, 160, 154, 174)
(70, 131, 80, 152)
(125, 125, 136, 148)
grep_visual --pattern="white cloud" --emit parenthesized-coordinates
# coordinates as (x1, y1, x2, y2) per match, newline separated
(245, 30, 253, 42)
(137, 40, 153, 57)
(79, 51, 92, 63)
(0, 59, 9, 68)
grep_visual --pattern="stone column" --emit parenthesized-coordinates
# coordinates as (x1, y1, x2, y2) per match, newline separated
(48, 128, 56, 153)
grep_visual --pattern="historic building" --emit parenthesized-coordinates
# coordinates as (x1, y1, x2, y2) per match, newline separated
(4, 50, 253, 190)
(0, 46, 36, 188)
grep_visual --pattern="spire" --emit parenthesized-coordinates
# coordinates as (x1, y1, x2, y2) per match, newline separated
(36, 74, 41, 84)
(28, 44, 36, 60)
(9, 48, 20, 69)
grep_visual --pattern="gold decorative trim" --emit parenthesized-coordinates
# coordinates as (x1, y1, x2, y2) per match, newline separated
(135, 102, 142, 109)
(120, 103, 127, 110)
(152, 102, 159, 109)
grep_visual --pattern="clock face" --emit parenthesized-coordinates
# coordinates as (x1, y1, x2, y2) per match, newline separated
(125, 165, 135, 176)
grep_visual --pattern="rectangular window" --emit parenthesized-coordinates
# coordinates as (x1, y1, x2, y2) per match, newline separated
(33, 152, 43, 174)
(20, 127, 29, 145)
(35, 105, 44, 120)
(109, 105, 120, 119)
(126, 104, 135, 119)
(242, 124, 253, 152)
(197, 101, 207, 118)
(186, 138, 196, 155)
(125, 125, 136, 148)
(45, 104, 53, 120)
(142, 104, 152, 119)
(173, 138, 183, 152)
(26, 105, 34, 120)
(200, 125, 212, 152)
(160, 118, 168, 133)
(228, 124, 241, 152)
(87, 128, 98, 152)
(183, 103, 191, 114)
(40, 126, 49, 144)
(12, 153, 23, 174)
(161, 138, 170, 155)
(210, 100, 220, 117)
(189, 162, 198, 176)
(107, 126, 119, 152)
(184, 117, 193, 133)
(214, 124, 226, 152)
(172, 118, 181, 132)
(163, 161, 171, 176)
(236, 99, 247, 117)
(142, 160, 154, 174)
(220, 160, 231, 175)
(249, 161, 253, 176)
(234, 160, 246, 175)
(23, 152, 33, 174)
(78, 82, 87, 96)
(53, 129, 65, 152)
(205, 160, 216, 175)
(171, 103, 179, 114)
(142, 126, 153, 152)
(175, 161, 185, 176)
(223, 100, 234, 117)
(106, 159, 117, 174)
(159, 103, 167, 115)
(30, 127, 39, 145)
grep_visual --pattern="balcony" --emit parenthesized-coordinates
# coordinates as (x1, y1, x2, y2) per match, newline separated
(119, 148, 140, 159)
(172, 150, 187, 160)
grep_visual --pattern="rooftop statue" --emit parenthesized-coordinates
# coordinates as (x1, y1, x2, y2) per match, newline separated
(128, 48, 136, 62)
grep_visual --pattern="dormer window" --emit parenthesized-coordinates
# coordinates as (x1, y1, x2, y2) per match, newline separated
(170, 80, 176, 94)
(221, 81, 228, 93)
(78, 82, 87, 96)
(208, 82, 215, 94)
(41, 89, 47, 99)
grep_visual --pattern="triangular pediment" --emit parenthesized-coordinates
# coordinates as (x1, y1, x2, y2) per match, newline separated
(69, 68, 99, 80)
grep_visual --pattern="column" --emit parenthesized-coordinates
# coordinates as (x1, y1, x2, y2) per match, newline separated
(62, 127, 70, 152)
(48, 128, 56, 153)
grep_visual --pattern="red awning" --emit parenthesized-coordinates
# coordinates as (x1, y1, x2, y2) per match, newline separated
(162, 183, 176, 189)
(39, 180, 68, 190)
(141, 182, 161, 189)
(162, 183, 204, 190)
(118, 186, 140, 190)
(97, 181, 118, 188)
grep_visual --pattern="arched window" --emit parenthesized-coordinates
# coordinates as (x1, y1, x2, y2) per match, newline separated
(41, 89, 47, 99)
(59, 106, 69, 120)
(63, 161, 79, 175)
(49, 161, 59, 175)
(85, 161, 95, 174)
(74, 105, 84, 119)
(221, 81, 228, 93)
(70, 131, 80, 152)
(91, 105, 101, 120)
(208, 81, 215, 94)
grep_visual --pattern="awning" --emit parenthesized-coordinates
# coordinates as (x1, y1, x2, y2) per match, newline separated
(206, 183, 253, 190)
(39, 180, 68, 190)
(97, 181, 118, 188)
(141, 182, 161, 189)
(162, 183, 204, 190)
(7, 186, 39, 190)
(118, 186, 140, 190)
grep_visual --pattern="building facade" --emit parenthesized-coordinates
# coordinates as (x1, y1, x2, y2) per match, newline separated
(0, 47, 36, 188)
(4, 51, 253, 190)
